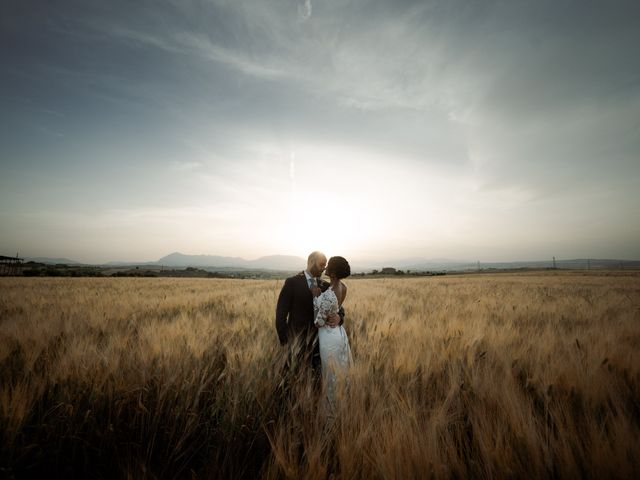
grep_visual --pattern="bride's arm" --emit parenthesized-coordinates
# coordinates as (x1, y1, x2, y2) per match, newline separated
(314, 295, 327, 327)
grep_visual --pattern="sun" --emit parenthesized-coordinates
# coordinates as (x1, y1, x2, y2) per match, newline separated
(278, 196, 376, 261)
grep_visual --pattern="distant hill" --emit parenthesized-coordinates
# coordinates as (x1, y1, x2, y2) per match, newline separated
(385, 258, 640, 272)
(21, 252, 640, 272)
(103, 260, 159, 267)
(157, 252, 246, 268)
(25, 257, 83, 265)
(152, 254, 639, 273)
(155, 252, 305, 271)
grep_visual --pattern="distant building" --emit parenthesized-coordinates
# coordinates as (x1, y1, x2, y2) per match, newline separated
(381, 267, 397, 275)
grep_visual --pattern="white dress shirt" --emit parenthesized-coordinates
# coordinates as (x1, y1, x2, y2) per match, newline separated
(304, 269, 317, 288)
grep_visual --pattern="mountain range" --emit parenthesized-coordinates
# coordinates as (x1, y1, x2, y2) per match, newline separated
(154, 253, 306, 270)
(22, 252, 640, 272)
(23, 256, 83, 265)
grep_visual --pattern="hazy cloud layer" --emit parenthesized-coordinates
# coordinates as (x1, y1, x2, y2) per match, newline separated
(1, 0, 639, 262)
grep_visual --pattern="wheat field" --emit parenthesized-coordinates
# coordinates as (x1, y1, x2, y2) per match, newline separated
(1, 271, 639, 478)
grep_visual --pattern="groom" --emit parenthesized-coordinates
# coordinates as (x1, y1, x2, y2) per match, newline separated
(276, 251, 343, 379)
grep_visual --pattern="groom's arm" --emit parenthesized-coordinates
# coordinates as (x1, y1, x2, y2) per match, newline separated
(326, 307, 345, 327)
(328, 283, 346, 327)
(275, 278, 293, 345)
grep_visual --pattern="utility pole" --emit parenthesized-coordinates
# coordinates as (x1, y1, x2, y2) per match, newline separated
(477, 260, 480, 271)
(552, 256, 556, 269)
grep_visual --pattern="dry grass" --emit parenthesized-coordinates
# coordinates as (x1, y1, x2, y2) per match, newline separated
(1, 271, 639, 478)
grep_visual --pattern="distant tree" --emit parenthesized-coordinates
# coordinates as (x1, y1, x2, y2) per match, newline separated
(45, 267, 62, 277)
(372, 269, 379, 275)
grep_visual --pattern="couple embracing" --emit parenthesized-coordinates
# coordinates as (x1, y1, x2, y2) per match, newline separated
(275, 251, 353, 404)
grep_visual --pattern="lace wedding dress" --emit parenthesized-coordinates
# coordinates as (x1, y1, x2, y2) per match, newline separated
(314, 286, 352, 405)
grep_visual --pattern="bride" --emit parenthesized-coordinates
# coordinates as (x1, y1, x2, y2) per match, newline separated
(313, 256, 353, 406)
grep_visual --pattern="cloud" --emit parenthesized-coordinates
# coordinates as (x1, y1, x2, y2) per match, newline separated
(297, 0, 312, 22)
(39, 126, 64, 138)
(107, 27, 284, 79)
(289, 151, 296, 190)
(3, 0, 640, 261)
(171, 161, 202, 171)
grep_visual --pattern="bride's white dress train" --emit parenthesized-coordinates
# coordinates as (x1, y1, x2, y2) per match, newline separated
(314, 287, 352, 407)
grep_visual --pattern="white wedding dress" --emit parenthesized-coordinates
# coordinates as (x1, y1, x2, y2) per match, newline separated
(314, 286, 352, 405)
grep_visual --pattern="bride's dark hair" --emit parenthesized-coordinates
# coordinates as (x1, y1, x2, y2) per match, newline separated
(326, 256, 351, 279)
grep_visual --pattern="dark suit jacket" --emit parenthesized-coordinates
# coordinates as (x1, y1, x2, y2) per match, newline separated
(275, 271, 343, 346)
(276, 272, 320, 345)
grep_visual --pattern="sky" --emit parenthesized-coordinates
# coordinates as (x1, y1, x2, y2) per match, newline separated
(1, 0, 639, 264)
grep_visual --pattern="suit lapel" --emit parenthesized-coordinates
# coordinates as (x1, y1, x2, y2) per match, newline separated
(296, 272, 313, 299)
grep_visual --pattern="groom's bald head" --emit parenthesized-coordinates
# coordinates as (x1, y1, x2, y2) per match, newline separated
(307, 251, 327, 277)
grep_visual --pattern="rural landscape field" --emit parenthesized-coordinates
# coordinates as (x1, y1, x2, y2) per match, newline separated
(1, 271, 639, 478)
